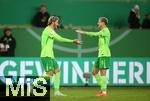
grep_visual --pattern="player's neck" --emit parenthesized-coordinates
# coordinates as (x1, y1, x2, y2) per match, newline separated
(50, 25, 55, 30)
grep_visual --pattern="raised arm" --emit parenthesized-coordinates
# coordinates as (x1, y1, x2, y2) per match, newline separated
(76, 29, 108, 37)
(85, 32, 100, 37)
(53, 33, 74, 43)
(51, 32, 82, 45)
(76, 30, 100, 37)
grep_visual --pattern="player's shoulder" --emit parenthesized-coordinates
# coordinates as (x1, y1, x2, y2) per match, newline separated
(103, 27, 110, 31)
(44, 26, 51, 31)
(103, 27, 110, 34)
(43, 26, 52, 34)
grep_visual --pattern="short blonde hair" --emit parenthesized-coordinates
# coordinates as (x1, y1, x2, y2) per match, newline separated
(99, 17, 108, 25)
(47, 16, 60, 25)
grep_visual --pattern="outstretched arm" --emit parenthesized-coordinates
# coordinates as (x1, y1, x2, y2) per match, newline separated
(75, 30, 100, 37)
(53, 33, 73, 42)
(53, 33, 82, 44)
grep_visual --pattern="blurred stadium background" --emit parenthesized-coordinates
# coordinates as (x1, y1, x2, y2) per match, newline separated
(0, 0, 150, 57)
(0, 0, 150, 101)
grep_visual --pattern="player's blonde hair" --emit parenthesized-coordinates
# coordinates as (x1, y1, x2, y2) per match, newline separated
(47, 16, 60, 25)
(99, 17, 108, 25)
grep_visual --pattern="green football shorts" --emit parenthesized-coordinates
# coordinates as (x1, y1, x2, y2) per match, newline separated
(94, 57, 110, 69)
(41, 57, 59, 72)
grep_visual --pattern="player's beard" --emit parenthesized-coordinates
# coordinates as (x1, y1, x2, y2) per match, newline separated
(53, 24, 58, 29)
(98, 25, 101, 29)
(55, 25, 61, 29)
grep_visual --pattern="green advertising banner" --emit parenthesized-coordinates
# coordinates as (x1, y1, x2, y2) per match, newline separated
(0, 58, 150, 86)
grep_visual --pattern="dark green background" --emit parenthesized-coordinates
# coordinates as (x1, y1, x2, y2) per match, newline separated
(0, 0, 150, 26)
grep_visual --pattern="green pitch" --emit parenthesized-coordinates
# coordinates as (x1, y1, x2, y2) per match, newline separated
(50, 87, 150, 101)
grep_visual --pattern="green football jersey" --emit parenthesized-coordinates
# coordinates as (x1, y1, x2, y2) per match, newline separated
(85, 27, 111, 57)
(40, 26, 74, 58)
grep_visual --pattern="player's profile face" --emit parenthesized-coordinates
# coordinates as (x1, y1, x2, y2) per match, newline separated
(54, 20, 60, 29)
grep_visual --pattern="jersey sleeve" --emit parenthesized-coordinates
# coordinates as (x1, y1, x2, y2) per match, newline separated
(85, 31, 100, 36)
(85, 30, 109, 37)
(53, 33, 74, 43)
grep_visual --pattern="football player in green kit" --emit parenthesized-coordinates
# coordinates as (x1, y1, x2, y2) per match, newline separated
(41, 16, 82, 96)
(76, 17, 111, 96)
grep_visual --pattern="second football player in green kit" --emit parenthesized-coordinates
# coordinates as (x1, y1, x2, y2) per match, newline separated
(76, 17, 111, 96)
